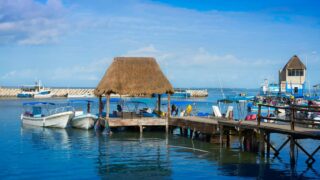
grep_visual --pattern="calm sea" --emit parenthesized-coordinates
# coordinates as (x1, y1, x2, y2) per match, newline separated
(0, 88, 319, 179)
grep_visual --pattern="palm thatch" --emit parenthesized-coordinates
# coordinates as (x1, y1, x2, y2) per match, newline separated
(282, 55, 306, 70)
(94, 57, 174, 96)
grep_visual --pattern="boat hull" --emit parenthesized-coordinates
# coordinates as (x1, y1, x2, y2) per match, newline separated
(71, 114, 97, 129)
(17, 93, 34, 98)
(21, 111, 73, 128)
(33, 94, 54, 98)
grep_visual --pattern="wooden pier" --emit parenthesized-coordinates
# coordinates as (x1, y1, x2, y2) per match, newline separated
(106, 104, 320, 166)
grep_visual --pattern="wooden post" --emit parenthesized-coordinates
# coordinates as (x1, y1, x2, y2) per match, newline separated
(219, 125, 224, 146)
(106, 94, 110, 128)
(166, 93, 171, 133)
(259, 130, 265, 157)
(257, 104, 262, 127)
(266, 132, 270, 157)
(99, 96, 102, 118)
(226, 129, 230, 147)
(290, 107, 295, 131)
(158, 94, 161, 112)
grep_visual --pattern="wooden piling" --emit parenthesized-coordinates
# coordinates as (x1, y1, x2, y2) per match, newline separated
(99, 96, 102, 118)
(219, 125, 224, 146)
(166, 93, 170, 133)
(226, 129, 230, 147)
(105, 94, 110, 128)
(158, 94, 161, 112)
(266, 132, 270, 157)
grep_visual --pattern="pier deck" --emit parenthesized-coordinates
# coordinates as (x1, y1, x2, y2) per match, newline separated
(108, 118, 166, 127)
(170, 117, 320, 139)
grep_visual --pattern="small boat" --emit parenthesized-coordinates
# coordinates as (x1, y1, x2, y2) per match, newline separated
(260, 79, 279, 95)
(21, 102, 74, 128)
(17, 80, 54, 98)
(159, 90, 191, 99)
(71, 112, 97, 129)
(69, 100, 98, 129)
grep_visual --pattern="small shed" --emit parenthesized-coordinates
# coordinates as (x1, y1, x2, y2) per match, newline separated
(94, 57, 174, 131)
(279, 55, 306, 96)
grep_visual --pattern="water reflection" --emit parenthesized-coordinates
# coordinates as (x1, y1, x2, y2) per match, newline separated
(19, 126, 319, 179)
(21, 125, 71, 150)
(95, 132, 172, 179)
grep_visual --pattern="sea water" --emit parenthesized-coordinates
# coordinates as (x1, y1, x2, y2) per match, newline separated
(0, 88, 319, 179)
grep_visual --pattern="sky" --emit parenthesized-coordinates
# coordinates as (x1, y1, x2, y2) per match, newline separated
(0, 0, 319, 88)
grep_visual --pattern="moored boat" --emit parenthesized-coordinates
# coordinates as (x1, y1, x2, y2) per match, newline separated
(69, 100, 98, 129)
(17, 80, 54, 98)
(71, 112, 97, 129)
(21, 102, 74, 128)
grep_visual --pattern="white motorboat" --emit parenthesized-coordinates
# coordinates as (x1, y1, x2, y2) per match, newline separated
(69, 100, 97, 129)
(71, 111, 97, 129)
(21, 102, 74, 128)
(17, 80, 54, 98)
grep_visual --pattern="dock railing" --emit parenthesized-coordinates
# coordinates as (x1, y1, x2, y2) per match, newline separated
(257, 104, 320, 131)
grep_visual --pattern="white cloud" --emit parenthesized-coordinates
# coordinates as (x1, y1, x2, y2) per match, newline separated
(0, 0, 68, 45)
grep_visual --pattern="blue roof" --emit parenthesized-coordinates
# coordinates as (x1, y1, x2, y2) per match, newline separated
(102, 98, 121, 103)
(23, 102, 55, 106)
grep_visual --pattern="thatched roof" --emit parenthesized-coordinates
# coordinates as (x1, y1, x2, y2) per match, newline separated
(94, 57, 174, 96)
(282, 55, 306, 70)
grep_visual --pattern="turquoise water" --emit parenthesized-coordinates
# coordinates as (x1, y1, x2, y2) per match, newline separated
(0, 89, 319, 179)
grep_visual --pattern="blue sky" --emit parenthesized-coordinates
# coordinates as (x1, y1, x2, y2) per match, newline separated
(0, 0, 319, 88)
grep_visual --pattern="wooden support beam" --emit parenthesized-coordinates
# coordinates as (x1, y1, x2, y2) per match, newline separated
(139, 125, 143, 133)
(294, 140, 319, 166)
(105, 94, 110, 128)
(99, 96, 102, 118)
(274, 137, 290, 157)
(158, 94, 161, 112)
(263, 136, 278, 154)
(166, 93, 171, 133)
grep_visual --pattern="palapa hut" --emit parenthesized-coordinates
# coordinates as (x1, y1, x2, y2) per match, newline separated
(94, 57, 174, 132)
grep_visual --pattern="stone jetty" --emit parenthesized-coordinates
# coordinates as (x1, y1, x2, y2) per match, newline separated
(0, 87, 208, 98)
(0, 87, 94, 97)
